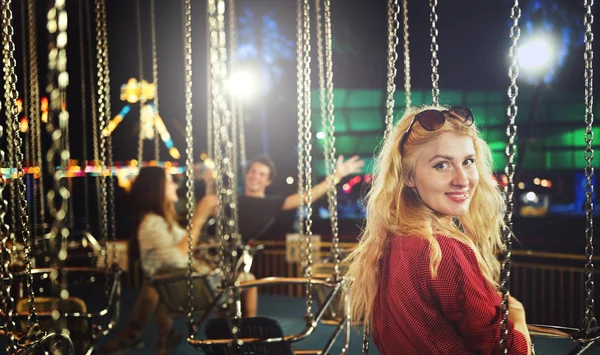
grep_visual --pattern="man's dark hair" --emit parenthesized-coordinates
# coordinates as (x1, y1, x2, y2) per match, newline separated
(248, 155, 277, 181)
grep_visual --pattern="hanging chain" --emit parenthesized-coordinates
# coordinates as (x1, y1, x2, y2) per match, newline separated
(150, 0, 160, 162)
(4, 0, 40, 334)
(362, 326, 371, 355)
(500, 1, 521, 353)
(4, 28, 16, 236)
(402, 0, 411, 109)
(28, 0, 43, 235)
(101, 3, 118, 270)
(25, 0, 41, 330)
(135, 0, 145, 164)
(206, 7, 213, 160)
(46, 0, 72, 338)
(296, 0, 306, 240)
(582, 0, 596, 333)
(95, 0, 111, 298)
(384, 0, 399, 140)
(322, 0, 341, 281)
(301, 0, 315, 322)
(182, 0, 197, 337)
(0, 2, 16, 351)
(238, 105, 247, 172)
(429, 0, 440, 106)
(227, 0, 238, 181)
(20, 0, 30, 175)
(78, 0, 91, 230)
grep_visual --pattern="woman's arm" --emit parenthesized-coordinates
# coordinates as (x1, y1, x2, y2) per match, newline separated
(431, 238, 531, 355)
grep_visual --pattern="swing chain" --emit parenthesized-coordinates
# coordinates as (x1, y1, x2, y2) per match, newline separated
(429, 0, 440, 106)
(95, 0, 111, 299)
(296, 0, 306, 239)
(583, 0, 596, 332)
(28, 0, 44, 232)
(500, 1, 521, 353)
(150, 0, 160, 162)
(135, 0, 144, 164)
(402, 0, 411, 109)
(384, 0, 399, 140)
(25, 0, 41, 329)
(4, 0, 40, 333)
(323, 0, 341, 280)
(302, 0, 315, 321)
(46, 0, 71, 336)
(182, 0, 197, 337)
(0, 4, 16, 348)
(361, 326, 370, 355)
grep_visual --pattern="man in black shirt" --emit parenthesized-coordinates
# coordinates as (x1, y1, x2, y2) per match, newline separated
(237, 155, 364, 240)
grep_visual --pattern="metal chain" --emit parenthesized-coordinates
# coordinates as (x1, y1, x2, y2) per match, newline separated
(4, 31, 16, 236)
(429, 0, 440, 106)
(78, 0, 91, 230)
(182, 0, 197, 337)
(500, 1, 521, 353)
(402, 0, 411, 109)
(150, 0, 160, 162)
(135, 0, 145, 164)
(20, 0, 30, 174)
(362, 326, 371, 355)
(86, 0, 101, 233)
(384, 0, 399, 140)
(323, 0, 341, 281)
(227, 0, 238, 181)
(296, 0, 306, 239)
(27, 0, 43, 235)
(25, 0, 41, 330)
(99, 2, 118, 268)
(315, 0, 326, 177)
(95, 0, 110, 298)
(4, 0, 39, 332)
(206, 6, 213, 160)
(46, 0, 72, 337)
(301, 0, 315, 321)
(582, 0, 596, 333)
(238, 105, 247, 172)
(0, 2, 16, 350)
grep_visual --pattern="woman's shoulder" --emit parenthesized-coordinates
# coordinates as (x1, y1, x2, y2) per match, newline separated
(139, 213, 169, 229)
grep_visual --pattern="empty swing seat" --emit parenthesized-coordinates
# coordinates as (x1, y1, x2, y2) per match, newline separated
(203, 316, 295, 355)
(312, 263, 346, 325)
(151, 267, 223, 316)
(15, 297, 89, 355)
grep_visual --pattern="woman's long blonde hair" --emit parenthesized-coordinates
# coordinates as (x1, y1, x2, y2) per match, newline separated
(344, 105, 505, 329)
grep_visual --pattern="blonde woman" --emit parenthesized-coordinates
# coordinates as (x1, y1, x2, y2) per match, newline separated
(345, 106, 531, 354)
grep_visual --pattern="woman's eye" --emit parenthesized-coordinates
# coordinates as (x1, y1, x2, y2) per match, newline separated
(433, 162, 449, 170)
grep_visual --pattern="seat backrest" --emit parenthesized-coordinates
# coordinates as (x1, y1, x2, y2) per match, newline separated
(16, 297, 90, 355)
(152, 269, 220, 316)
(204, 317, 295, 355)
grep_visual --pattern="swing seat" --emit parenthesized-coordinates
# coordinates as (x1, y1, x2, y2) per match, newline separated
(16, 297, 89, 355)
(312, 263, 347, 325)
(203, 316, 295, 355)
(150, 267, 223, 316)
(11, 267, 122, 355)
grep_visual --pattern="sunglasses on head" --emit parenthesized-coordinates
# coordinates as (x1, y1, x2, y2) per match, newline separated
(399, 106, 474, 151)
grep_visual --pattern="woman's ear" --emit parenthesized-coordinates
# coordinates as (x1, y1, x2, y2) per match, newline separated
(406, 177, 415, 188)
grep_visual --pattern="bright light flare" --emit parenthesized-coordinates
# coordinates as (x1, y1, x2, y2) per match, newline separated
(518, 36, 554, 73)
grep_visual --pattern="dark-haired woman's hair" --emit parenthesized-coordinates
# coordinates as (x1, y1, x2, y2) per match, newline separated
(128, 166, 176, 267)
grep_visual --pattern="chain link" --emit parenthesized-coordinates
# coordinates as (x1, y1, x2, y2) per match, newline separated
(429, 0, 440, 106)
(4, 0, 40, 335)
(322, 0, 341, 281)
(402, 0, 411, 109)
(296, 0, 306, 241)
(0, 2, 16, 350)
(46, 0, 72, 338)
(78, 0, 91, 230)
(227, 0, 238, 181)
(362, 326, 370, 355)
(582, 0, 596, 333)
(150, 0, 160, 162)
(301, 0, 315, 321)
(25, 0, 41, 330)
(95, 0, 111, 299)
(4, 28, 16, 236)
(500, 1, 521, 353)
(28, 0, 44, 235)
(135, 0, 145, 164)
(182, 0, 197, 338)
(384, 0, 399, 140)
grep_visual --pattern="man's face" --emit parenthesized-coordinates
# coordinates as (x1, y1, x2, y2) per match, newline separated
(245, 162, 272, 195)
